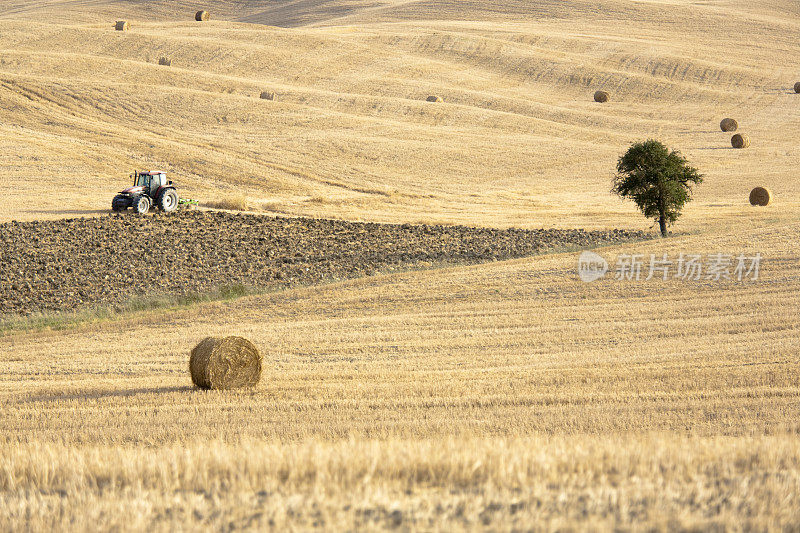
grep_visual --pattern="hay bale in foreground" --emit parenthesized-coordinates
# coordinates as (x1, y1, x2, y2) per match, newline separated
(115, 21, 129, 31)
(731, 133, 750, 149)
(190, 336, 262, 390)
(260, 91, 276, 100)
(720, 118, 738, 132)
(158, 57, 172, 66)
(749, 187, 771, 206)
(594, 90, 609, 103)
(196, 10, 210, 21)
(794, 82, 800, 94)
(426, 95, 443, 102)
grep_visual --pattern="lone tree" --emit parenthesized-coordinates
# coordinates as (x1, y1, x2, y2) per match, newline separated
(612, 140, 703, 237)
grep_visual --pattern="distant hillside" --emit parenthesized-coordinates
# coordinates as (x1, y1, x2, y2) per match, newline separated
(0, 0, 798, 229)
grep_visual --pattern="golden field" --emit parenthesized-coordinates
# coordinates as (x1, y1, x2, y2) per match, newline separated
(2, 223, 799, 529)
(1, 0, 800, 530)
(1, 0, 799, 229)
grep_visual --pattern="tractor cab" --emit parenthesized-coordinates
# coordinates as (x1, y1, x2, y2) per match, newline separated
(133, 171, 170, 197)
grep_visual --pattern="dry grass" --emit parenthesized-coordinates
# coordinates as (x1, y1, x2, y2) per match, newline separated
(1, 436, 799, 530)
(202, 195, 248, 211)
(1, 221, 799, 529)
(0, 0, 798, 229)
(2, 0, 800, 529)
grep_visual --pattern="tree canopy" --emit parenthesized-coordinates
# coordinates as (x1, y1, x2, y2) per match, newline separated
(612, 140, 703, 236)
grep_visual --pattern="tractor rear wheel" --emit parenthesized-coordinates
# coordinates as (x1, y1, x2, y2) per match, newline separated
(133, 195, 151, 214)
(158, 188, 178, 213)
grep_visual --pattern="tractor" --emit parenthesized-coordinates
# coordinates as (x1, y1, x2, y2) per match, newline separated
(112, 171, 179, 214)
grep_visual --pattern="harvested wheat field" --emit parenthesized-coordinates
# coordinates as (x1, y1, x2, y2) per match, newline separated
(2, 223, 800, 529)
(1, 0, 800, 530)
(2, 0, 800, 229)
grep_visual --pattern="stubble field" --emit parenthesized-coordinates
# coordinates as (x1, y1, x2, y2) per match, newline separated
(1, 0, 799, 530)
(2, 222, 799, 529)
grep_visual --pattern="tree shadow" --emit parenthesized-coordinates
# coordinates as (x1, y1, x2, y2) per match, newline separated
(25, 385, 195, 403)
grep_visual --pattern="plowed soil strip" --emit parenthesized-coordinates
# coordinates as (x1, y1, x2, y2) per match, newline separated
(0, 212, 650, 315)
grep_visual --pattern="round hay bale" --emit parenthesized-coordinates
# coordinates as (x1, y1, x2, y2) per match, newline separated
(794, 82, 800, 94)
(749, 187, 771, 206)
(158, 57, 172, 66)
(115, 21, 129, 31)
(594, 90, 609, 103)
(260, 91, 276, 101)
(719, 118, 738, 132)
(196, 10, 210, 21)
(426, 95, 443, 103)
(190, 336, 262, 390)
(731, 133, 750, 149)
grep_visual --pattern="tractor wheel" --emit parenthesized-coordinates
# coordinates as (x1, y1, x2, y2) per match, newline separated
(158, 188, 178, 213)
(111, 195, 127, 212)
(133, 195, 151, 214)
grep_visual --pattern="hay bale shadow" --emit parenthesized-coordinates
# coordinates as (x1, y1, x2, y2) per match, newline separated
(26, 386, 194, 404)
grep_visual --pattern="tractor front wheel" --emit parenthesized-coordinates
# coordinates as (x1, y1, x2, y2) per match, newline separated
(133, 195, 151, 214)
(111, 195, 127, 212)
(158, 188, 178, 213)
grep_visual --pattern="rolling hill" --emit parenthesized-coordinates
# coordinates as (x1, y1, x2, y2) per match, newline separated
(1, 1, 800, 530)
(1, 0, 798, 230)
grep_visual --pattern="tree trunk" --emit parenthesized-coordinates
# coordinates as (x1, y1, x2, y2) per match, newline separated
(659, 213, 667, 237)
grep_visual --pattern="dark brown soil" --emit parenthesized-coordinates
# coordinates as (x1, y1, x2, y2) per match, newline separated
(0, 211, 650, 315)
